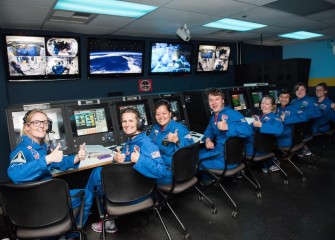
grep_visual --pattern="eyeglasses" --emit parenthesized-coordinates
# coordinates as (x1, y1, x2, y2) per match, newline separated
(28, 120, 49, 127)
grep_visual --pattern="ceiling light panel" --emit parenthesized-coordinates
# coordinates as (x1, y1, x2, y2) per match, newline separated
(54, 0, 157, 18)
(204, 18, 267, 31)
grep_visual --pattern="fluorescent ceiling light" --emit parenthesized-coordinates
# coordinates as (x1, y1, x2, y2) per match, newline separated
(279, 31, 324, 40)
(204, 18, 267, 31)
(54, 0, 157, 18)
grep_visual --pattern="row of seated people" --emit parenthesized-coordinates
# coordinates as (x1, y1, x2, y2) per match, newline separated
(5, 84, 334, 239)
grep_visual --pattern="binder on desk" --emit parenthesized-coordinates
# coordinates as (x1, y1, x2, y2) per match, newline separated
(85, 145, 113, 158)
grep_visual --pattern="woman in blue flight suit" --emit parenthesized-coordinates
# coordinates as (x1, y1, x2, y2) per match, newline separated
(290, 82, 322, 121)
(199, 88, 252, 170)
(290, 82, 322, 154)
(149, 99, 194, 183)
(245, 95, 284, 173)
(87, 107, 168, 234)
(276, 89, 309, 148)
(7, 109, 92, 231)
(312, 82, 335, 134)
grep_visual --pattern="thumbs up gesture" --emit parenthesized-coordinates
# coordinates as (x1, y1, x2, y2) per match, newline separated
(253, 115, 262, 128)
(114, 147, 125, 163)
(217, 115, 228, 131)
(131, 148, 140, 163)
(167, 129, 179, 144)
(46, 143, 63, 164)
(78, 143, 86, 161)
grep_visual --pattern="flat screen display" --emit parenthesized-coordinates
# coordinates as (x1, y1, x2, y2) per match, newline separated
(118, 104, 149, 128)
(88, 38, 144, 77)
(231, 93, 247, 111)
(150, 42, 192, 75)
(251, 91, 263, 107)
(196, 45, 230, 73)
(8, 107, 69, 152)
(5, 35, 80, 81)
(73, 108, 108, 136)
(269, 90, 279, 104)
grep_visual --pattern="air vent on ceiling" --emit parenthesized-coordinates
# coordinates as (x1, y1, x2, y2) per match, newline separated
(212, 29, 237, 35)
(49, 10, 95, 24)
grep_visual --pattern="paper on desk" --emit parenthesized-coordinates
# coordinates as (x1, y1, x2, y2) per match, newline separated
(85, 145, 113, 157)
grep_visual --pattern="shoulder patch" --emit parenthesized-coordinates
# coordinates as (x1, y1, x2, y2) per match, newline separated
(11, 151, 27, 164)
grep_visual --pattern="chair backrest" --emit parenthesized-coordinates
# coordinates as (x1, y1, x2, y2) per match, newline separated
(224, 137, 245, 166)
(0, 179, 73, 228)
(171, 142, 200, 182)
(292, 122, 306, 145)
(101, 163, 155, 203)
(254, 131, 277, 153)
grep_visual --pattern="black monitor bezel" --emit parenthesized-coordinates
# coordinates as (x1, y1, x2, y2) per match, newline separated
(67, 102, 114, 138)
(87, 37, 145, 78)
(149, 40, 193, 76)
(195, 44, 230, 74)
(4, 34, 81, 82)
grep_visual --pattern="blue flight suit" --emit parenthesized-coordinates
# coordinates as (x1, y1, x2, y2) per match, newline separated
(276, 104, 309, 148)
(200, 107, 252, 170)
(290, 96, 322, 120)
(86, 132, 168, 200)
(312, 96, 334, 134)
(245, 112, 283, 156)
(149, 119, 194, 184)
(8, 135, 93, 226)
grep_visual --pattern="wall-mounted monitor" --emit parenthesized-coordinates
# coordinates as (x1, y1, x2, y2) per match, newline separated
(6, 103, 72, 154)
(113, 96, 152, 143)
(149, 41, 192, 75)
(88, 38, 144, 78)
(196, 44, 230, 73)
(4, 35, 80, 81)
(65, 100, 118, 151)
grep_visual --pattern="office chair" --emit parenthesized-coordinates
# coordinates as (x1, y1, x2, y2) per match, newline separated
(96, 163, 171, 240)
(245, 130, 288, 183)
(200, 137, 260, 218)
(278, 122, 307, 183)
(158, 141, 216, 240)
(312, 121, 334, 149)
(0, 179, 87, 240)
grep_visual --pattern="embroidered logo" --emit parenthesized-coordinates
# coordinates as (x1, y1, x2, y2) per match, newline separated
(31, 149, 40, 159)
(134, 145, 140, 152)
(10, 151, 26, 164)
(151, 151, 161, 159)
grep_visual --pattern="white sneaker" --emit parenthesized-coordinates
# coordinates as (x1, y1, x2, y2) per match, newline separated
(269, 164, 280, 172)
(91, 219, 117, 233)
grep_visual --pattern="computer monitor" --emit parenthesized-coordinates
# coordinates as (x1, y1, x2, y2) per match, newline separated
(230, 92, 248, 111)
(6, 103, 72, 154)
(251, 91, 263, 108)
(269, 89, 279, 104)
(113, 96, 152, 143)
(152, 93, 190, 129)
(65, 100, 117, 151)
